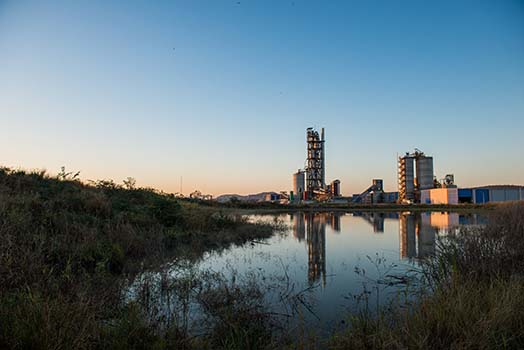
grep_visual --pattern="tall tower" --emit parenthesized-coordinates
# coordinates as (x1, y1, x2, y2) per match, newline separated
(398, 154, 415, 203)
(398, 149, 434, 203)
(306, 127, 325, 198)
(321, 127, 325, 188)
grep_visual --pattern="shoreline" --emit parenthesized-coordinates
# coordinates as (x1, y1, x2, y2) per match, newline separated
(217, 202, 498, 215)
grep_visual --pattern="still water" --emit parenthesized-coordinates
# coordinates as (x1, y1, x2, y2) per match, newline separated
(192, 211, 485, 330)
(129, 211, 485, 334)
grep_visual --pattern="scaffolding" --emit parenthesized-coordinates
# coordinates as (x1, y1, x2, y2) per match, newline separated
(398, 154, 415, 203)
(305, 127, 325, 198)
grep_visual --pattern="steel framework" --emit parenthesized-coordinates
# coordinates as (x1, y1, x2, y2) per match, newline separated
(305, 127, 325, 197)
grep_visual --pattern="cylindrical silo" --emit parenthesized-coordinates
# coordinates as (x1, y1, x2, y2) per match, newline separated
(293, 170, 305, 201)
(415, 156, 434, 191)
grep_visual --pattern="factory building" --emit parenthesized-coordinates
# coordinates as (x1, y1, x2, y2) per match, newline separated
(420, 188, 459, 204)
(327, 179, 341, 197)
(352, 179, 383, 203)
(352, 179, 399, 203)
(291, 127, 341, 202)
(458, 185, 524, 204)
(398, 149, 435, 203)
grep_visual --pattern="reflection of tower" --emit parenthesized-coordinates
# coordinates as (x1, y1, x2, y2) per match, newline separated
(330, 213, 341, 232)
(372, 213, 385, 233)
(359, 212, 385, 233)
(292, 212, 306, 241)
(417, 219, 436, 258)
(399, 212, 417, 259)
(306, 213, 326, 286)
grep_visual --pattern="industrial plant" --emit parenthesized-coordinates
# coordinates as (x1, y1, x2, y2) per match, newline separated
(291, 127, 340, 202)
(288, 128, 523, 205)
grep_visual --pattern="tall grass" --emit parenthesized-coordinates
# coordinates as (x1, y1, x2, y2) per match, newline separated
(0, 167, 277, 349)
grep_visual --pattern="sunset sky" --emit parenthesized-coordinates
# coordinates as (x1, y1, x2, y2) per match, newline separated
(1, 0, 523, 196)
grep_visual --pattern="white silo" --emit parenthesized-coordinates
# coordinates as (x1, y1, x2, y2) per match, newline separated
(293, 170, 305, 201)
(415, 156, 434, 191)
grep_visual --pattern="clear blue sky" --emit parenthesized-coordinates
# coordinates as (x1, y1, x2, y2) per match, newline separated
(1, 0, 523, 195)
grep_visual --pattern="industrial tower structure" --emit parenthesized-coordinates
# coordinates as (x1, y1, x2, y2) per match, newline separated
(291, 127, 340, 201)
(398, 149, 434, 203)
(306, 127, 325, 198)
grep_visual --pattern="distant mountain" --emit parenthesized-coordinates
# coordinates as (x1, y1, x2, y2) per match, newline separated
(215, 192, 279, 203)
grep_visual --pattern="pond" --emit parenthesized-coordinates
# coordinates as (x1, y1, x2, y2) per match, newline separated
(129, 211, 486, 336)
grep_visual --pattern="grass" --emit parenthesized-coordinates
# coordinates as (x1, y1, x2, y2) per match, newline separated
(0, 167, 278, 349)
(2, 166, 522, 349)
(329, 202, 524, 350)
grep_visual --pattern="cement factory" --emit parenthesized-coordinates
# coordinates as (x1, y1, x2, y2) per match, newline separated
(291, 127, 340, 202)
(289, 127, 524, 205)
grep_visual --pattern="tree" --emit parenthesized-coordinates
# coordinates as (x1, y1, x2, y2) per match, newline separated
(123, 177, 136, 190)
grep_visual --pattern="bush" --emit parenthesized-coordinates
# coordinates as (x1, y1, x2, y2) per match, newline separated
(0, 166, 277, 349)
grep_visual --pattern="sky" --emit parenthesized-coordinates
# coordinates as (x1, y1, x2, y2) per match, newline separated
(1, 0, 523, 196)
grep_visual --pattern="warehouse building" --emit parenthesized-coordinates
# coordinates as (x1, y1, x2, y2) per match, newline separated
(458, 185, 524, 204)
(420, 188, 459, 204)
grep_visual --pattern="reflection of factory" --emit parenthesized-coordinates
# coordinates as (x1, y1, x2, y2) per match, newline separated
(291, 212, 343, 240)
(291, 128, 341, 202)
(291, 212, 306, 241)
(306, 213, 326, 286)
(352, 211, 398, 233)
(399, 212, 463, 259)
(399, 213, 417, 258)
(290, 212, 343, 285)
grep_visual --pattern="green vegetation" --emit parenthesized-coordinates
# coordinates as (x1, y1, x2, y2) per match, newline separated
(1, 166, 522, 349)
(0, 167, 277, 349)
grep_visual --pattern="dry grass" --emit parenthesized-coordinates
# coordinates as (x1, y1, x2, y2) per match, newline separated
(0, 167, 277, 349)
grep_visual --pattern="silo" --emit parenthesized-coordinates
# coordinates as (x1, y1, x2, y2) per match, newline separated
(398, 155, 415, 203)
(415, 156, 434, 191)
(293, 170, 305, 201)
(330, 179, 340, 197)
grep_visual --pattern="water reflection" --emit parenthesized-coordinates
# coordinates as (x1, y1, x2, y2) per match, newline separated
(128, 210, 488, 336)
(398, 212, 487, 259)
(399, 212, 456, 259)
(306, 213, 326, 286)
(291, 211, 485, 276)
(353, 212, 399, 233)
(291, 212, 344, 285)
